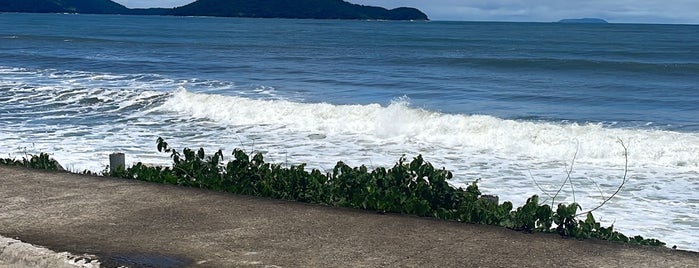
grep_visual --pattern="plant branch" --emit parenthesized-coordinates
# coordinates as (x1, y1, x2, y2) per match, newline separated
(577, 138, 629, 217)
(529, 169, 553, 203)
(551, 141, 579, 207)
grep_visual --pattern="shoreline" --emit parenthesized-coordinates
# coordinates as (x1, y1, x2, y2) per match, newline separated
(1, 165, 697, 267)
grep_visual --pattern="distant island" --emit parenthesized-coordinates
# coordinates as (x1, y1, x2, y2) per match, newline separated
(558, 18, 608, 24)
(0, 0, 429, 21)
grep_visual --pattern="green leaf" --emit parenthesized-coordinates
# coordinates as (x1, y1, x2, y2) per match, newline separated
(198, 148, 205, 159)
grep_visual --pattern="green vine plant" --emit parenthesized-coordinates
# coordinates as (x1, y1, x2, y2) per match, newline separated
(525, 138, 663, 245)
(116, 138, 666, 246)
(1, 137, 665, 247)
(576, 139, 630, 217)
(1, 152, 63, 171)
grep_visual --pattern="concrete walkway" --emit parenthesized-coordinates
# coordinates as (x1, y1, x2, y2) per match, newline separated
(0, 165, 697, 267)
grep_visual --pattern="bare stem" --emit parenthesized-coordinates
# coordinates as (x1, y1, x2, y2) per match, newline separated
(551, 141, 579, 207)
(577, 138, 629, 217)
(529, 169, 553, 203)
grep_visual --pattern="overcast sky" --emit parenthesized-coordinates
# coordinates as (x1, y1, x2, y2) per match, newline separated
(114, 0, 699, 24)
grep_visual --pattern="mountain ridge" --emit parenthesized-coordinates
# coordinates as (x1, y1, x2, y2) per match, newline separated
(0, 0, 429, 21)
(0, 0, 128, 14)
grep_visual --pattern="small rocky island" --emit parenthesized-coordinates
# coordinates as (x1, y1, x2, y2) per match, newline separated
(0, 0, 429, 21)
(558, 18, 608, 24)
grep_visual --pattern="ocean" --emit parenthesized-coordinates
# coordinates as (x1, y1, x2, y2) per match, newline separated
(1, 13, 697, 251)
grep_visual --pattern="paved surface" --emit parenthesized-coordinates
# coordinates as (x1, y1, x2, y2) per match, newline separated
(1, 235, 99, 268)
(0, 165, 697, 267)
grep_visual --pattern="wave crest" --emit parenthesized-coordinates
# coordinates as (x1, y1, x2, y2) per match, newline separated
(163, 89, 698, 168)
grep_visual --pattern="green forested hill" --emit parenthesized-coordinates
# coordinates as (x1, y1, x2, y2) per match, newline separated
(170, 0, 428, 20)
(0, 0, 428, 20)
(0, 0, 128, 14)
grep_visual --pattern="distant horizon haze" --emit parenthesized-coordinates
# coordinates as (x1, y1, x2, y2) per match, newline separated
(114, 0, 699, 24)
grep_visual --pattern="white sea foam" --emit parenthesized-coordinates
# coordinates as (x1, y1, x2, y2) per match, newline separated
(158, 89, 699, 251)
(1, 68, 697, 251)
(163, 89, 698, 169)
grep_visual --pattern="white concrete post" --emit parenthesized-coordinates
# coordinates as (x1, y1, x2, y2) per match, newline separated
(109, 152, 125, 173)
(480, 194, 499, 205)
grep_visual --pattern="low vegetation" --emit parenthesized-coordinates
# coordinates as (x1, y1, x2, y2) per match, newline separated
(1, 152, 63, 171)
(1, 137, 665, 247)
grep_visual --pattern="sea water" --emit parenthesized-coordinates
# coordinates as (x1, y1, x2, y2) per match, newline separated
(1, 13, 697, 251)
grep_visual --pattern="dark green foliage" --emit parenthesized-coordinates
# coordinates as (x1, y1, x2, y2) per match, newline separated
(506, 195, 554, 232)
(554, 202, 581, 237)
(0, 0, 429, 21)
(100, 137, 665, 247)
(1, 153, 62, 171)
(170, 0, 429, 20)
(0, 0, 129, 14)
(3, 137, 664, 247)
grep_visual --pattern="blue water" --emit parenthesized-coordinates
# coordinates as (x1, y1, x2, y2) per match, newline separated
(2, 14, 697, 129)
(1, 13, 698, 251)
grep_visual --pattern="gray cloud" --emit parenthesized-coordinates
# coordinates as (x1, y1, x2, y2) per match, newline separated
(113, 0, 699, 24)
